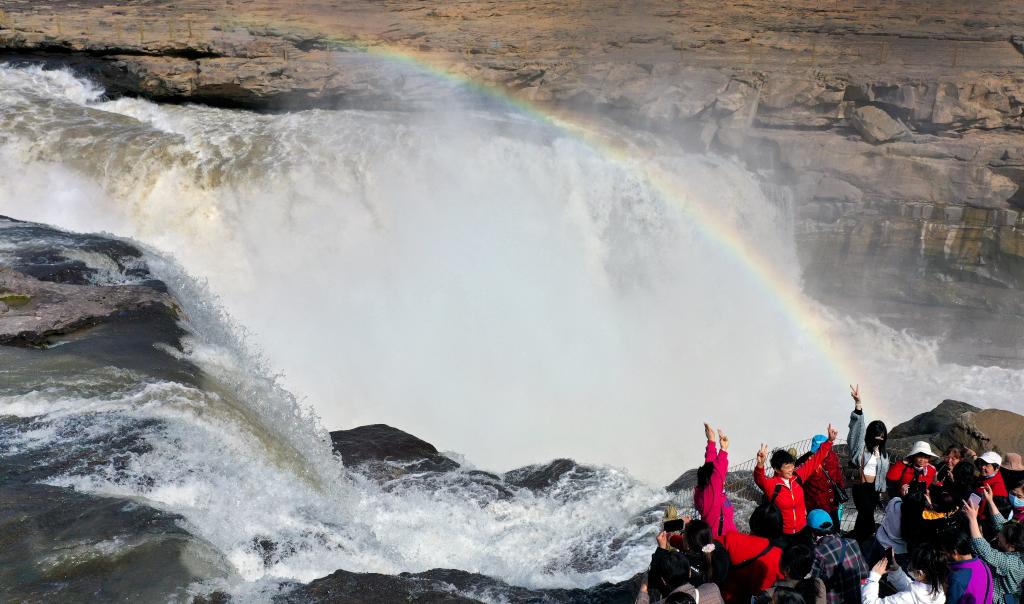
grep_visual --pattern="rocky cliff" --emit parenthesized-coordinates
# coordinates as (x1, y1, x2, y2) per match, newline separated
(2, 0, 1023, 360)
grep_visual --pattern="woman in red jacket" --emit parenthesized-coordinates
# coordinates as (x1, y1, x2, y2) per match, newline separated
(754, 423, 838, 545)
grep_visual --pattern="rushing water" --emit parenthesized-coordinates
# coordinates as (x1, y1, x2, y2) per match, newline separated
(1, 63, 1023, 600)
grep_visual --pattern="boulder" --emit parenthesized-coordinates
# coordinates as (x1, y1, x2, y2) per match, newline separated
(889, 400, 981, 440)
(275, 567, 640, 604)
(935, 409, 1024, 455)
(329, 424, 459, 472)
(503, 458, 595, 492)
(849, 105, 910, 144)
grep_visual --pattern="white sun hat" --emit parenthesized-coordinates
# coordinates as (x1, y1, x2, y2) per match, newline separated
(906, 441, 937, 459)
(979, 451, 1003, 466)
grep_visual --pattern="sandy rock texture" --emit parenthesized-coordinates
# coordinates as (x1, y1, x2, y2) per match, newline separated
(2, 0, 1024, 358)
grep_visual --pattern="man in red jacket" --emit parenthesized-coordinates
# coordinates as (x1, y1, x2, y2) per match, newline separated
(754, 423, 838, 543)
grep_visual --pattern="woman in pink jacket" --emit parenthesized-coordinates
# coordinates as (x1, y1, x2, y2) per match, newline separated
(694, 423, 736, 538)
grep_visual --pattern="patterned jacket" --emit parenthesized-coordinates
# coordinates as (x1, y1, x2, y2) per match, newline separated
(812, 533, 869, 604)
(971, 512, 1024, 604)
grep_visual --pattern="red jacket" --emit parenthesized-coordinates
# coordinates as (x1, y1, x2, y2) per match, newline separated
(694, 440, 737, 538)
(802, 448, 846, 513)
(719, 531, 783, 604)
(886, 461, 937, 491)
(754, 440, 833, 535)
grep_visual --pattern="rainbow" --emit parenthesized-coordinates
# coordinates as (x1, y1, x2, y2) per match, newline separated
(222, 20, 863, 395)
(345, 40, 864, 393)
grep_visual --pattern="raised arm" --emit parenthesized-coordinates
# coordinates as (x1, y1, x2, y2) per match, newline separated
(847, 385, 866, 465)
(796, 424, 838, 483)
(714, 429, 729, 482)
(754, 443, 771, 493)
(704, 423, 717, 463)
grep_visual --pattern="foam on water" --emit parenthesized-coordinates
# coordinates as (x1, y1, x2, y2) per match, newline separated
(1, 64, 1023, 600)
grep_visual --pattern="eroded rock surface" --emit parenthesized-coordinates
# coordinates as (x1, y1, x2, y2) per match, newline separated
(2, 1, 1023, 359)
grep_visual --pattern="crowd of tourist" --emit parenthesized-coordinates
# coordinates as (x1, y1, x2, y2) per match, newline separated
(636, 387, 1024, 604)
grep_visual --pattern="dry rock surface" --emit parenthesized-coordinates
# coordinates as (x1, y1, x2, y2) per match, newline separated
(2, 0, 1024, 360)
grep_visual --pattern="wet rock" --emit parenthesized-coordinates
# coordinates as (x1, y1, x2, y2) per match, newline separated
(935, 409, 1024, 455)
(0, 482, 233, 603)
(329, 424, 460, 473)
(503, 458, 596, 492)
(275, 567, 640, 604)
(849, 105, 909, 144)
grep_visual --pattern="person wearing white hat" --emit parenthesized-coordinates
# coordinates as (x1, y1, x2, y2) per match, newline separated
(885, 441, 938, 501)
(975, 451, 1011, 525)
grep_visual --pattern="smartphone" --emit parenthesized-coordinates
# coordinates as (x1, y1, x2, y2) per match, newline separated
(663, 518, 687, 532)
(885, 547, 896, 566)
(969, 493, 982, 508)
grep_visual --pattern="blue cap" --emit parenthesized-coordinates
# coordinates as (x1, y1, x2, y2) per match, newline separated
(808, 509, 834, 532)
(809, 435, 828, 453)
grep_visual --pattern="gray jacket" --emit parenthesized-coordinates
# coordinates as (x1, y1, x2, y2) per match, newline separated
(848, 409, 890, 493)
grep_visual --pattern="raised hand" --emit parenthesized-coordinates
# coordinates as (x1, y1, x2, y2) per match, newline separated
(981, 483, 995, 503)
(962, 498, 980, 521)
(827, 423, 839, 441)
(656, 530, 669, 550)
(872, 557, 889, 576)
(850, 384, 861, 406)
(756, 443, 769, 466)
(718, 429, 729, 451)
(704, 423, 715, 442)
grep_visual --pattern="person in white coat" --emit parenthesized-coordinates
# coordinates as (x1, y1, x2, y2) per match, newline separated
(862, 543, 948, 604)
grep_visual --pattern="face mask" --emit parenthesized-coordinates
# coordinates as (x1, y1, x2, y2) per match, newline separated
(1011, 494, 1024, 508)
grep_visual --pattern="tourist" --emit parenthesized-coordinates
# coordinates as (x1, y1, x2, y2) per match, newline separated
(942, 529, 994, 604)
(862, 543, 949, 604)
(695, 423, 736, 539)
(720, 504, 785, 604)
(1001, 454, 1024, 501)
(796, 434, 847, 532)
(637, 531, 725, 604)
(847, 385, 891, 543)
(807, 509, 868, 604)
(757, 544, 826, 604)
(754, 424, 839, 545)
(902, 485, 963, 550)
(976, 452, 1011, 521)
(936, 446, 969, 487)
(683, 518, 731, 586)
(863, 496, 908, 568)
(1008, 477, 1024, 521)
(963, 487, 1024, 604)
(886, 441, 939, 500)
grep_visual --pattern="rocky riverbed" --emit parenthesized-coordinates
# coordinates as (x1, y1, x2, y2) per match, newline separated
(2, 0, 1023, 361)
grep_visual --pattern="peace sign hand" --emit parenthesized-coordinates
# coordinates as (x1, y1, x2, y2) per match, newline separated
(850, 384, 861, 406)
(756, 443, 769, 467)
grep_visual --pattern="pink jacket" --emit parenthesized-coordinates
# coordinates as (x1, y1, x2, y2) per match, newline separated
(694, 440, 736, 538)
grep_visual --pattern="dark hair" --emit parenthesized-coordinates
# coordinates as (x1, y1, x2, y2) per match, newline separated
(952, 462, 980, 497)
(771, 449, 796, 471)
(685, 519, 717, 582)
(1000, 520, 1024, 552)
(939, 529, 973, 556)
(772, 587, 807, 604)
(907, 544, 950, 596)
(929, 485, 958, 514)
(750, 503, 784, 541)
(944, 446, 963, 459)
(666, 592, 697, 604)
(697, 462, 715, 489)
(773, 582, 819, 604)
(780, 544, 815, 580)
(865, 420, 888, 459)
(650, 550, 692, 592)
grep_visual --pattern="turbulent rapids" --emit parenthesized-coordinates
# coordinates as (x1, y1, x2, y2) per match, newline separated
(1, 64, 1023, 602)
